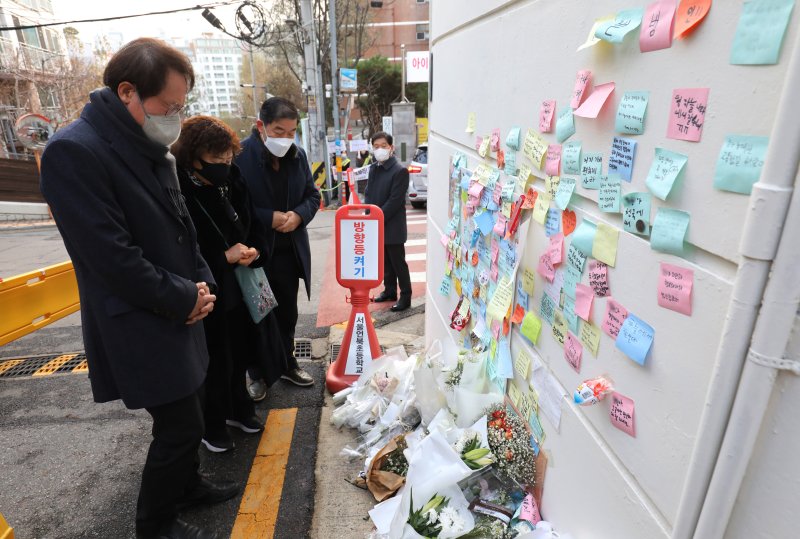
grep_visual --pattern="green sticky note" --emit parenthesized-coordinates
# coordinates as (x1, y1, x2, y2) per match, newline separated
(580, 321, 601, 356)
(616, 91, 649, 135)
(563, 141, 582, 174)
(730, 0, 795, 65)
(506, 127, 521, 150)
(552, 310, 568, 346)
(713, 135, 769, 194)
(595, 8, 644, 43)
(556, 107, 576, 143)
(651, 208, 690, 256)
(622, 192, 651, 236)
(566, 244, 587, 272)
(555, 177, 577, 210)
(599, 175, 621, 213)
(563, 265, 582, 299)
(572, 218, 597, 256)
(581, 152, 603, 189)
(563, 296, 580, 334)
(592, 222, 619, 267)
(540, 293, 556, 324)
(645, 148, 688, 200)
(521, 312, 543, 344)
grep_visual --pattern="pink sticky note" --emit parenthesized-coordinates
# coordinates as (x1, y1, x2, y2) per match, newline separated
(574, 82, 616, 119)
(537, 252, 555, 283)
(658, 262, 694, 316)
(491, 264, 499, 282)
(575, 284, 594, 321)
(440, 234, 449, 247)
(519, 493, 542, 524)
(493, 215, 507, 236)
(667, 88, 709, 142)
(475, 136, 483, 151)
(640, 0, 676, 53)
(602, 297, 629, 338)
(610, 392, 636, 437)
(545, 144, 562, 176)
(492, 319, 502, 339)
(540, 100, 556, 133)
(571, 70, 593, 109)
(588, 260, 609, 297)
(491, 239, 500, 262)
(565, 332, 583, 373)
(468, 182, 484, 197)
(548, 233, 564, 264)
(491, 128, 501, 151)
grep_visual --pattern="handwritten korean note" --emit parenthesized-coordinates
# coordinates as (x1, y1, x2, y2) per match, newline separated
(674, 0, 712, 39)
(640, 0, 676, 52)
(474, 210, 494, 236)
(540, 293, 556, 324)
(567, 244, 587, 273)
(609, 137, 637, 182)
(571, 70, 593, 109)
(578, 15, 614, 51)
(545, 175, 561, 199)
(581, 152, 603, 189)
(574, 82, 616, 119)
(575, 283, 594, 321)
(555, 177, 577, 210)
(497, 338, 514, 379)
(622, 192, 651, 236)
(523, 129, 548, 169)
(730, 0, 796, 65)
(588, 260, 609, 297)
(592, 222, 619, 267)
(439, 274, 451, 296)
(504, 150, 518, 176)
(646, 148, 688, 200)
(545, 209, 561, 237)
(595, 8, 644, 43)
(515, 350, 532, 379)
(506, 127, 521, 150)
(521, 312, 543, 344)
(523, 268, 536, 294)
(616, 91, 650, 135)
(572, 219, 597, 256)
(533, 193, 551, 225)
(562, 209, 577, 236)
(538, 251, 556, 283)
(563, 264, 581, 299)
(562, 141, 582, 175)
(602, 297, 629, 339)
(466, 112, 476, 133)
(491, 128, 501, 152)
(616, 313, 655, 365)
(599, 176, 621, 213)
(478, 135, 491, 158)
(556, 107, 576, 143)
(520, 493, 542, 525)
(565, 332, 583, 372)
(610, 392, 636, 437)
(713, 135, 769, 194)
(552, 310, 568, 346)
(580, 321, 601, 356)
(651, 208, 690, 256)
(540, 100, 556, 133)
(668, 88, 709, 142)
(658, 262, 694, 316)
(545, 145, 562, 176)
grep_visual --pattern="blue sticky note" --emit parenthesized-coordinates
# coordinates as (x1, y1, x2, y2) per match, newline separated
(506, 127, 521, 150)
(730, 0, 795, 65)
(713, 135, 769, 194)
(566, 244, 587, 272)
(595, 8, 644, 43)
(572, 219, 597, 256)
(616, 91, 649, 135)
(545, 208, 561, 237)
(563, 265, 582, 299)
(540, 293, 556, 324)
(562, 141, 582, 175)
(645, 148, 688, 200)
(651, 208, 690, 256)
(555, 177, 577, 210)
(563, 296, 580, 334)
(474, 211, 495, 236)
(497, 338, 514, 379)
(599, 175, 621, 213)
(517, 288, 529, 311)
(622, 192, 651, 236)
(581, 152, 603, 189)
(556, 107, 576, 143)
(608, 137, 637, 182)
(504, 150, 518, 176)
(615, 313, 655, 365)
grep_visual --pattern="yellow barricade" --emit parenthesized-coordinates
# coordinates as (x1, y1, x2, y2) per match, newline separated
(0, 512, 13, 539)
(0, 261, 80, 347)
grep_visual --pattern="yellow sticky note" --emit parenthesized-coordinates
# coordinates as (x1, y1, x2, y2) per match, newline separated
(523, 268, 536, 295)
(480, 283, 488, 303)
(552, 310, 568, 346)
(519, 393, 533, 421)
(577, 15, 614, 51)
(466, 112, 476, 133)
(521, 312, 542, 344)
(592, 222, 619, 267)
(533, 193, 551, 224)
(580, 321, 601, 356)
(502, 200, 512, 219)
(487, 275, 514, 321)
(454, 278, 462, 296)
(528, 383, 540, 411)
(478, 135, 491, 158)
(515, 350, 532, 379)
(508, 381, 523, 409)
(546, 175, 560, 199)
(474, 163, 492, 185)
(523, 129, 548, 169)
(458, 297, 471, 318)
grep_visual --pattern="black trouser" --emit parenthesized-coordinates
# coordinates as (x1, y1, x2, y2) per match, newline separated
(136, 390, 204, 535)
(266, 249, 301, 371)
(203, 303, 256, 436)
(383, 243, 412, 298)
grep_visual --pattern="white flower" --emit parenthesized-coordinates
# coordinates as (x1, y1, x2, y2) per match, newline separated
(426, 508, 439, 524)
(438, 506, 465, 534)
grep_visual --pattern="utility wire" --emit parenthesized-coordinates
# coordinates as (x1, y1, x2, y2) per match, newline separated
(0, 1, 239, 32)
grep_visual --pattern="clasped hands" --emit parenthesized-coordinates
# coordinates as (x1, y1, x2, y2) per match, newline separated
(272, 210, 302, 233)
(187, 282, 215, 325)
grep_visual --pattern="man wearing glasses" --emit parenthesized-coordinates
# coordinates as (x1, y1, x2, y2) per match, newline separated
(40, 38, 233, 539)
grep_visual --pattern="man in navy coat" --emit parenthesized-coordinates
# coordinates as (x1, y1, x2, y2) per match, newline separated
(40, 38, 234, 539)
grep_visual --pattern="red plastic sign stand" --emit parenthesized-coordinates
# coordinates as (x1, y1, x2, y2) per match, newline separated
(326, 204, 384, 393)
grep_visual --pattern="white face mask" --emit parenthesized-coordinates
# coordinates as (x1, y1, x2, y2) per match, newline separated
(264, 136, 294, 157)
(373, 148, 391, 162)
(137, 92, 181, 147)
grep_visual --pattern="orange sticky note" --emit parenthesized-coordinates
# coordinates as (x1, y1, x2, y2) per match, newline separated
(674, 0, 712, 40)
(512, 304, 526, 324)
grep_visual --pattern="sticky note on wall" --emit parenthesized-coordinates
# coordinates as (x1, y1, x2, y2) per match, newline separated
(616, 313, 655, 365)
(616, 91, 649, 135)
(713, 135, 769, 194)
(730, 0, 796, 65)
(658, 262, 694, 316)
(610, 392, 636, 437)
(646, 148, 688, 200)
(651, 208, 690, 256)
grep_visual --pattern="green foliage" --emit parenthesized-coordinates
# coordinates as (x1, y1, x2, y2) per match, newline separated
(355, 56, 401, 136)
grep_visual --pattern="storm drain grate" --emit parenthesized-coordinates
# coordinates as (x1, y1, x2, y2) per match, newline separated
(328, 344, 387, 363)
(294, 338, 313, 360)
(0, 353, 88, 379)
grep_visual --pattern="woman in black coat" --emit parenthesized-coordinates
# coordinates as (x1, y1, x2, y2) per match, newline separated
(172, 116, 274, 452)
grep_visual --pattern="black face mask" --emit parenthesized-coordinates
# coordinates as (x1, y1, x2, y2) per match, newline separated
(195, 159, 231, 187)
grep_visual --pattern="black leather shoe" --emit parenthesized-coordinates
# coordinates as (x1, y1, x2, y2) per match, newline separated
(373, 291, 398, 303)
(175, 476, 240, 511)
(138, 518, 222, 539)
(390, 296, 411, 312)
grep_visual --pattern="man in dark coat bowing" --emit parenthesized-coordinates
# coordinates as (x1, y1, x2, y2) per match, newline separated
(40, 38, 235, 539)
(364, 131, 412, 312)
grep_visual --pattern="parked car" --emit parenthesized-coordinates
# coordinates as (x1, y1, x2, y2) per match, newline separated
(407, 144, 428, 209)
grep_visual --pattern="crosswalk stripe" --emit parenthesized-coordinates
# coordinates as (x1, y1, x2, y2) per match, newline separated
(410, 272, 426, 283)
(406, 252, 426, 261)
(406, 239, 426, 247)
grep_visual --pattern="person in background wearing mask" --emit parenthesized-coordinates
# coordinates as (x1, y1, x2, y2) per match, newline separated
(235, 97, 320, 394)
(364, 131, 412, 312)
(40, 38, 234, 539)
(172, 116, 269, 453)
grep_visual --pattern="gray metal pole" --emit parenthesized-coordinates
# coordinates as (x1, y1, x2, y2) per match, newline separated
(401, 43, 406, 102)
(248, 44, 258, 118)
(329, 0, 343, 199)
